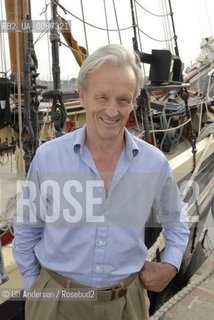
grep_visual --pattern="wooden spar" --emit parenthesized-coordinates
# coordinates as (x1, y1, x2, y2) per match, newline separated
(4, 0, 28, 82)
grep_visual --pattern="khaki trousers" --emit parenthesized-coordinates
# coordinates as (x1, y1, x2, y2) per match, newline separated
(25, 268, 150, 320)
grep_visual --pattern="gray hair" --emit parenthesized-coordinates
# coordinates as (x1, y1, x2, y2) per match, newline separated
(77, 44, 143, 101)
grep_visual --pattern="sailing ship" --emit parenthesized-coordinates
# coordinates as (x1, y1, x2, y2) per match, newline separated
(0, 0, 214, 319)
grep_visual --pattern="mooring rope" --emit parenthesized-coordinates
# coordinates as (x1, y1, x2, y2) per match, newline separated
(150, 256, 214, 320)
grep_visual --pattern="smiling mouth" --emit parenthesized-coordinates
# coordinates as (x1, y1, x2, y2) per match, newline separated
(101, 118, 119, 125)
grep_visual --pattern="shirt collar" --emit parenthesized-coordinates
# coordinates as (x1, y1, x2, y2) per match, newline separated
(124, 128, 139, 160)
(73, 124, 86, 153)
(73, 125, 139, 159)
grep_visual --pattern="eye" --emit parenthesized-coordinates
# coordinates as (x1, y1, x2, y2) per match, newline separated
(117, 98, 132, 107)
(96, 96, 107, 102)
(96, 96, 106, 100)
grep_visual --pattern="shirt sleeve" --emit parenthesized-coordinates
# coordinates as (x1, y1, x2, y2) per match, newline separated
(153, 159, 190, 271)
(13, 153, 44, 289)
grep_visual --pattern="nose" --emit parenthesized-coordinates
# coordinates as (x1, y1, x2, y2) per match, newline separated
(105, 101, 119, 118)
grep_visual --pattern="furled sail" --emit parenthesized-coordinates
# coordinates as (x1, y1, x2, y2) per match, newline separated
(60, 16, 87, 66)
(4, 0, 28, 81)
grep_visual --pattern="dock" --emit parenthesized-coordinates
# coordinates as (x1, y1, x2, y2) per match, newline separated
(151, 251, 214, 320)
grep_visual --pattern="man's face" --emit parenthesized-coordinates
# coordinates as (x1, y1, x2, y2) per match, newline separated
(79, 63, 136, 144)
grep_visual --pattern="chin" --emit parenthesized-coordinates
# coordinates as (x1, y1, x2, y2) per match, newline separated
(100, 130, 121, 140)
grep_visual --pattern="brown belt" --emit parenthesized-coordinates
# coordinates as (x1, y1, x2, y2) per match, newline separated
(45, 268, 138, 302)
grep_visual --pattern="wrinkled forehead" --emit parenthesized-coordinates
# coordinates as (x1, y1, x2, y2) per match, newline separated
(87, 64, 136, 89)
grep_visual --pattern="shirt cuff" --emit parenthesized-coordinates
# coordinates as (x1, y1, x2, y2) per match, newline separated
(23, 274, 39, 290)
(161, 246, 184, 271)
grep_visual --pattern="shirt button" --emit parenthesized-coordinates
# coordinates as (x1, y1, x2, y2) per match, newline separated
(96, 265, 101, 272)
(96, 239, 104, 246)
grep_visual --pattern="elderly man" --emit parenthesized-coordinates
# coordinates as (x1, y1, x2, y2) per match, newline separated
(13, 44, 189, 320)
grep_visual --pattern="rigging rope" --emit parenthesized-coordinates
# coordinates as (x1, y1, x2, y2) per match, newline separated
(150, 258, 214, 320)
(148, 132, 214, 260)
(45, 0, 53, 85)
(133, 0, 143, 52)
(0, 0, 7, 74)
(14, 0, 25, 177)
(34, 29, 48, 45)
(53, 0, 132, 32)
(135, 0, 170, 17)
(34, 3, 55, 45)
(40, 1, 50, 16)
(137, 26, 174, 42)
(159, 2, 166, 49)
(60, 41, 87, 58)
(112, 0, 122, 44)
(204, 0, 213, 37)
(161, 0, 174, 53)
(137, 118, 191, 138)
(160, 0, 170, 51)
(80, 0, 89, 55)
(198, 123, 214, 141)
(207, 83, 214, 102)
(103, 0, 110, 44)
(133, 0, 176, 54)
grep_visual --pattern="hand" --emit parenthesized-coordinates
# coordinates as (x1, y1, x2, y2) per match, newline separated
(139, 261, 177, 292)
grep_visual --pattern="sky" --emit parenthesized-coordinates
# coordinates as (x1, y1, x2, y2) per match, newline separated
(1, 0, 214, 80)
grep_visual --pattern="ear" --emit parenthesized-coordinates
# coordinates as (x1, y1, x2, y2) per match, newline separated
(78, 88, 86, 107)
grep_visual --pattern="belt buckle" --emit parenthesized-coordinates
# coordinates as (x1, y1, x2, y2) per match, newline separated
(111, 287, 128, 300)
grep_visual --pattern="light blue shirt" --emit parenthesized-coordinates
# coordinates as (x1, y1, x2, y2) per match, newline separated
(13, 125, 190, 289)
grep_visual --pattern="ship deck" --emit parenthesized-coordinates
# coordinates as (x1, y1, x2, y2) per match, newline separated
(155, 251, 214, 320)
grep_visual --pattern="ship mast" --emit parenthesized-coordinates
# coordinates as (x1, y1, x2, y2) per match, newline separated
(4, 0, 28, 82)
(168, 0, 180, 57)
(22, 0, 40, 172)
(4, 0, 41, 173)
(49, 0, 67, 137)
(130, 0, 139, 53)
